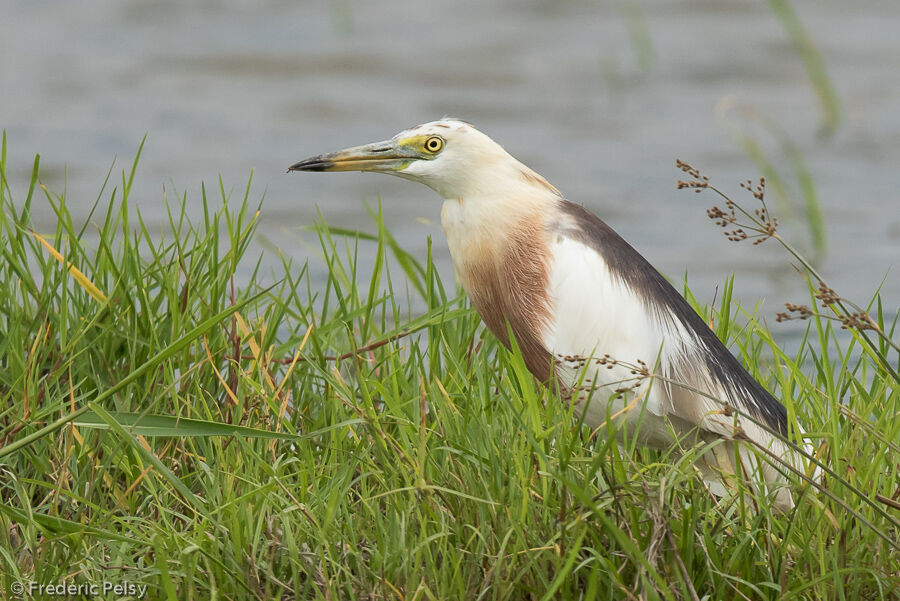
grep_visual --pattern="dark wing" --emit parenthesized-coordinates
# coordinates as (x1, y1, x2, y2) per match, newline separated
(553, 199, 788, 436)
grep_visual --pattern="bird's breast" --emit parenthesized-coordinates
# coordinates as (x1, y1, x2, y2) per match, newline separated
(441, 199, 556, 381)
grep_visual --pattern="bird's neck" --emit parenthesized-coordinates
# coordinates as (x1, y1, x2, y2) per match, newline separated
(439, 170, 559, 261)
(439, 158, 559, 236)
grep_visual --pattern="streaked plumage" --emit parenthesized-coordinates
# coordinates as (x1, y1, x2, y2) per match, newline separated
(289, 118, 803, 509)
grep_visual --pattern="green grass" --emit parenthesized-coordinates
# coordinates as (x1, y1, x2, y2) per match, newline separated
(1, 137, 898, 600)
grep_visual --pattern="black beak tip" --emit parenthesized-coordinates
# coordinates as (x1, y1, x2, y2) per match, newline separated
(287, 158, 333, 173)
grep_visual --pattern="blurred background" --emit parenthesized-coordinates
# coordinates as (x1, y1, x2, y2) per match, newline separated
(2, 0, 898, 342)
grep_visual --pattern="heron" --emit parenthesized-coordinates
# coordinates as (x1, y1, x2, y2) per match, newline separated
(289, 118, 803, 510)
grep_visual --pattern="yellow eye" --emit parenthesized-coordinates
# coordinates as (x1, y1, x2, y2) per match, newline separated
(424, 136, 444, 154)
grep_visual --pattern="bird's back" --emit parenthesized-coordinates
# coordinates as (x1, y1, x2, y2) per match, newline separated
(548, 200, 788, 438)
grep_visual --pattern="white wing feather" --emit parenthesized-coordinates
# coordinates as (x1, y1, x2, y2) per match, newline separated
(541, 234, 799, 509)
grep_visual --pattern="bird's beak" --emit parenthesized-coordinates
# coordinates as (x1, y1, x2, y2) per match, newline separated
(287, 140, 420, 174)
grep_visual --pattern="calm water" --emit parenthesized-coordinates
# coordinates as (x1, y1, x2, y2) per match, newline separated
(2, 0, 898, 345)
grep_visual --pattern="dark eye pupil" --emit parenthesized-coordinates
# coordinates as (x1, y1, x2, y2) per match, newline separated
(427, 138, 440, 151)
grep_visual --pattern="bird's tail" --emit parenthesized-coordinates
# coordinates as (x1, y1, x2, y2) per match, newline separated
(696, 433, 812, 512)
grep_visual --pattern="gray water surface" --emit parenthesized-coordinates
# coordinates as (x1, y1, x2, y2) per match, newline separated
(3, 0, 898, 344)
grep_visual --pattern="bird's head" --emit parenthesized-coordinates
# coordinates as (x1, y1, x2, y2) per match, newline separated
(289, 119, 544, 199)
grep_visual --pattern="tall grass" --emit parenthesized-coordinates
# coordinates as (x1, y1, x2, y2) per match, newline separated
(1, 139, 898, 599)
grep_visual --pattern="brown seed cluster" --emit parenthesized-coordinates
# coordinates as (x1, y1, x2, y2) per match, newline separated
(674, 161, 893, 347)
(839, 312, 877, 331)
(559, 352, 625, 370)
(631, 358, 650, 378)
(558, 354, 652, 397)
(676, 159, 710, 193)
(743, 179, 778, 243)
(740, 177, 766, 201)
(815, 281, 840, 306)
(596, 353, 617, 368)
(672, 159, 888, 342)
(706, 205, 734, 226)
(613, 382, 643, 394)
(776, 293, 877, 332)
(775, 303, 814, 322)
(725, 228, 748, 242)
(677, 162, 777, 245)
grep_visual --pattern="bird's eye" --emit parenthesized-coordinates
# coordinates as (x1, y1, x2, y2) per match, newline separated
(424, 136, 444, 154)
